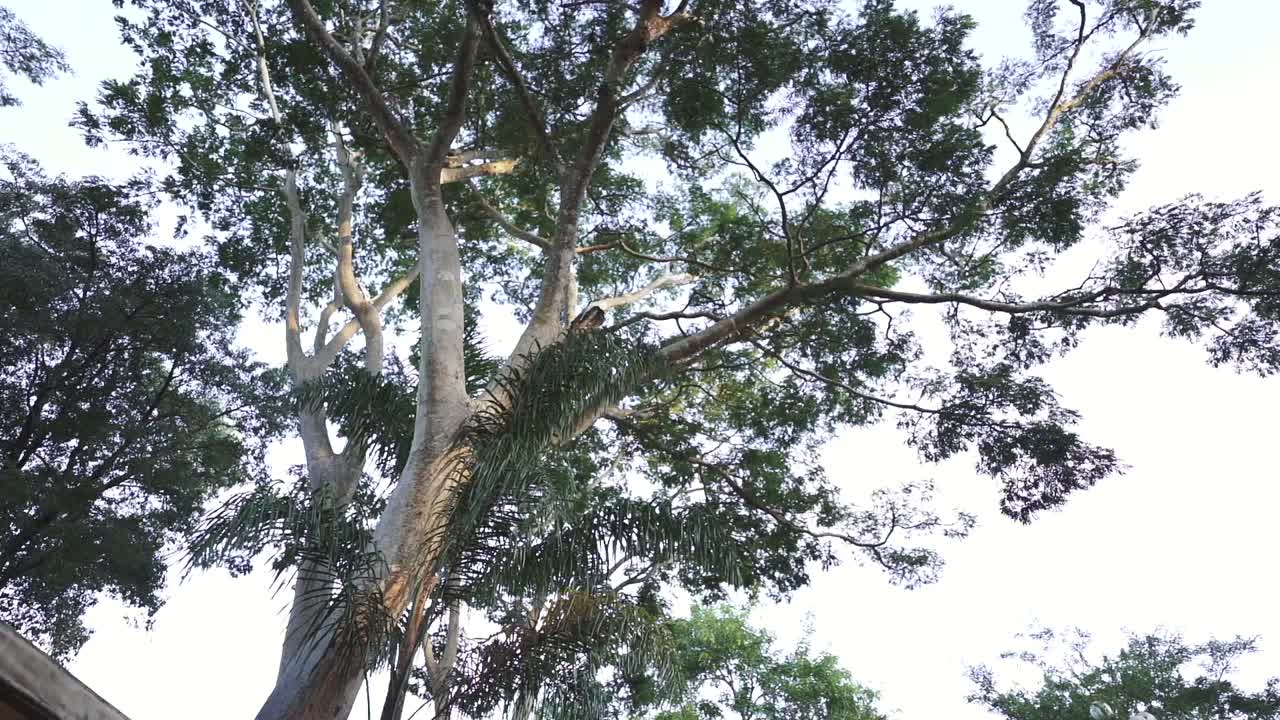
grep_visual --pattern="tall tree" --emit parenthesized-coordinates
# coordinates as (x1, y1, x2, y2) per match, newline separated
(968, 628, 1280, 720)
(0, 149, 285, 659)
(79, 0, 1280, 718)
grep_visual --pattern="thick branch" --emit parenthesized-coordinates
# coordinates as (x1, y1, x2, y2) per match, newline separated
(311, 266, 421, 373)
(468, 180, 551, 250)
(587, 272, 695, 312)
(285, 0, 419, 161)
(468, 2, 563, 174)
(244, 0, 282, 122)
(332, 131, 384, 373)
(282, 170, 308, 375)
(439, 158, 519, 183)
(313, 268, 343, 355)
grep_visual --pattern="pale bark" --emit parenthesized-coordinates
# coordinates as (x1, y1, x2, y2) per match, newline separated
(417, 600, 462, 717)
(587, 272, 695, 313)
(272, 19, 694, 712)
(258, 8, 482, 719)
(256, 4, 431, 713)
(332, 131, 384, 374)
(440, 158, 519, 183)
(378, 586, 460, 720)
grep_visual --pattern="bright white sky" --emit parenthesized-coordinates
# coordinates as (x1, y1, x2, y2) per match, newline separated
(3, 2, 1279, 719)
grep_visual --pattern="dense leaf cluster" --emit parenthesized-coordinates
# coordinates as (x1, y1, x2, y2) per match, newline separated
(970, 628, 1280, 720)
(0, 149, 286, 658)
(0, 5, 69, 107)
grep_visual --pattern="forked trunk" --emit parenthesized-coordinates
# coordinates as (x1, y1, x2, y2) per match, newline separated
(258, 434, 471, 720)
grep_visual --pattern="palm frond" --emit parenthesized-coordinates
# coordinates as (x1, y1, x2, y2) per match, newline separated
(436, 331, 668, 567)
(185, 479, 397, 672)
(445, 590, 679, 720)
(463, 307, 502, 396)
(295, 356, 416, 478)
(445, 496, 745, 608)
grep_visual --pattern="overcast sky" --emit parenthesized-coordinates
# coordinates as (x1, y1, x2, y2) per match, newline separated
(3, 2, 1279, 719)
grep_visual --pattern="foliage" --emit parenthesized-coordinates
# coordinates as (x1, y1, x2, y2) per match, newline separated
(0, 5, 69, 107)
(0, 148, 287, 658)
(66, 0, 1280, 715)
(620, 604, 885, 720)
(969, 628, 1280, 720)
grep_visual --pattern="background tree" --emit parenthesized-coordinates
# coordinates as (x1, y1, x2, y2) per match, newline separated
(624, 604, 884, 720)
(0, 148, 286, 659)
(75, 0, 1280, 718)
(968, 627, 1280, 720)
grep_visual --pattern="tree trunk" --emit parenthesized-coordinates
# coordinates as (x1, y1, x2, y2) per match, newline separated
(259, 161, 471, 719)
(255, 441, 469, 720)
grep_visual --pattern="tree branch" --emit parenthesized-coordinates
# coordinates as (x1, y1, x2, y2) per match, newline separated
(587, 272, 695, 312)
(283, 170, 308, 376)
(467, 2, 563, 175)
(846, 283, 1172, 319)
(467, 179, 551, 250)
(311, 266, 421, 373)
(285, 0, 419, 161)
(332, 130, 385, 373)
(313, 267, 343, 355)
(439, 158, 519, 183)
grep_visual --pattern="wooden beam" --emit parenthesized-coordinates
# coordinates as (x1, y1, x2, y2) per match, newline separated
(0, 623, 130, 720)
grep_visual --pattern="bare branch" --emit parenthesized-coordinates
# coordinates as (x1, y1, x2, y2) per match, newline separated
(587, 272, 695, 312)
(312, 266, 421, 373)
(282, 170, 308, 375)
(445, 148, 501, 166)
(846, 283, 1169, 318)
(332, 130, 384, 373)
(243, 0, 282, 122)
(440, 158, 519, 183)
(313, 266, 343, 354)
(440, 600, 461, 678)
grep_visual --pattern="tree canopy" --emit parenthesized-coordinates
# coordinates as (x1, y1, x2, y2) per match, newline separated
(639, 604, 885, 720)
(0, 148, 285, 659)
(969, 628, 1280, 720)
(47, 0, 1280, 717)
